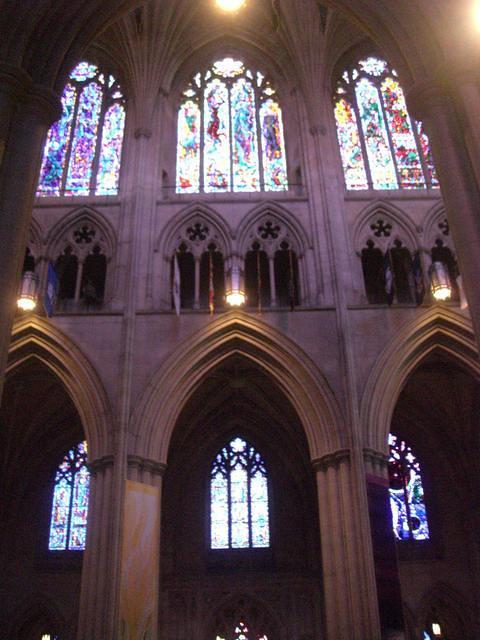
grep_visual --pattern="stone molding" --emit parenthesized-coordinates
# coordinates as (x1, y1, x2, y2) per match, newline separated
(311, 448, 350, 472)
(406, 80, 450, 121)
(127, 454, 167, 478)
(88, 454, 114, 475)
(363, 447, 389, 470)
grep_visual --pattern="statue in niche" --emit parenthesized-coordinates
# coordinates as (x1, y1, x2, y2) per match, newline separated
(361, 239, 386, 304)
(390, 239, 414, 303)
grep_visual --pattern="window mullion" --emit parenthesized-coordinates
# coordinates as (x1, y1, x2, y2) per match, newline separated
(61, 82, 82, 195)
(255, 89, 266, 192)
(351, 85, 374, 190)
(90, 86, 108, 195)
(199, 93, 205, 193)
(65, 454, 75, 550)
(376, 80, 401, 189)
(228, 80, 233, 192)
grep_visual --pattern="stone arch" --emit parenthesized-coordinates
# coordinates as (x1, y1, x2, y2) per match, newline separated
(7, 315, 113, 460)
(207, 591, 280, 640)
(353, 200, 419, 254)
(360, 307, 479, 453)
(27, 216, 44, 263)
(157, 202, 232, 259)
(45, 206, 117, 260)
(131, 311, 344, 464)
(416, 582, 473, 640)
(238, 201, 309, 258)
(423, 201, 455, 253)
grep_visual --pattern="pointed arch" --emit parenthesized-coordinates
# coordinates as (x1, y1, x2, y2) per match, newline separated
(45, 206, 117, 259)
(208, 591, 280, 640)
(156, 202, 232, 258)
(416, 582, 473, 640)
(423, 201, 454, 250)
(7, 316, 113, 460)
(131, 311, 344, 464)
(238, 201, 309, 257)
(361, 307, 480, 453)
(7, 591, 65, 639)
(353, 199, 419, 253)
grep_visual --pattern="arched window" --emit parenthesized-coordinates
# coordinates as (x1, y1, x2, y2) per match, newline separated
(37, 61, 125, 196)
(388, 434, 430, 541)
(48, 441, 90, 551)
(334, 56, 438, 190)
(210, 437, 269, 549)
(176, 57, 288, 193)
(216, 621, 268, 640)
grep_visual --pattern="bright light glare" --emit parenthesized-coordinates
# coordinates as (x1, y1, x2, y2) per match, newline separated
(226, 291, 246, 306)
(17, 296, 36, 311)
(432, 623, 442, 637)
(432, 285, 451, 302)
(215, 0, 246, 12)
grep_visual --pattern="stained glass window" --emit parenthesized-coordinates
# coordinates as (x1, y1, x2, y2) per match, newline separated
(334, 56, 438, 190)
(388, 434, 430, 541)
(216, 621, 268, 640)
(37, 62, 125, 196)
(210, 437, 269, 549)
(176, 57, 288, 193)
(48, 440, 90, 551)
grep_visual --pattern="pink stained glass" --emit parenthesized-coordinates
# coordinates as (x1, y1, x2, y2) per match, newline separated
(176, 99, 201, 193)
(64, 82, 103, 195)
(95, 103, 125, 195)
(260, 99, 288, 191)
(231, 78, 260, 192)
(381, 77, 425, 188)
(356, 78, 398, 189)
(417, 121, 439, 187)
(37, 84, 77, 195)
(334, 98, 368, 189)
(49, 441, 89, 551)
(204, 79, 230, 192)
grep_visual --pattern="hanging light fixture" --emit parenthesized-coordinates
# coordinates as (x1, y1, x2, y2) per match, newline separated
(226, 260, 246, 307)
(215, 0, 246, 12)
(17, 271, 38, 311)
(429, 261, 452, 301)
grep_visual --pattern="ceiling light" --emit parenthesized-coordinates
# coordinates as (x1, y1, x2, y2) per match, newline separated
(215, 0, 246, 13)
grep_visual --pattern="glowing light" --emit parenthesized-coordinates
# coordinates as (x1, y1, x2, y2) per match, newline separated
(226, 263, 245, 306)
(215, 0, 246, 11)
(432, 623, 442, 636)
(430, 261, 452, 301)
(226, 291, 246, 306)
(17, 271, 38, 311)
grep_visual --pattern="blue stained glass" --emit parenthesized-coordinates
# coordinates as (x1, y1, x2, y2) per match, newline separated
(388, 434, 430, 542)
(65, 82, 103, 195)
(204, 79, 230, 192)
(260, 99, 288, 191)
(231, 78, 259, 192)
(69, 61, 98, 81)
(210, 437, 269, 549)
(37, 84, 77, 195)
(96, 103, 125, 195)
(49, 441, 90, 551)
(176, 100, 201, 193)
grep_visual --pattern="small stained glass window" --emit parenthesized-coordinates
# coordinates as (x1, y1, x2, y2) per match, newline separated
(210, 437, 269, 549)
(176, 58, 288, 193)
(48, 440, 90, 551)
(37, 61, 125, 197)
(216, 621, 268, 640)
(334, 56, 439, 190)
(388, 434, 430, 541)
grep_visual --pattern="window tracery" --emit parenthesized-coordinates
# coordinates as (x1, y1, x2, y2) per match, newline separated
(49, 441, 90, 551)
(176, 57, 288, 193)
(334, 56, 438, 190)
(388, 434, 430, 542)
(210, 437, 269, 549)
(37, 61, 125, 197)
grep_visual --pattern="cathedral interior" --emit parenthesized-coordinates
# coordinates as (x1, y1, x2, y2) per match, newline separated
(0, 0, 479, 639)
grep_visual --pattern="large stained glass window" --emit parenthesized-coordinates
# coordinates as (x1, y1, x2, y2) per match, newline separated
(211, 436, 269, 549)
(48, 440, 90, 551)
(176, 57, 288, 193)
(388, 434, 430, 541)
(334, 57, 439, 190)
(37, 61, 126, 196)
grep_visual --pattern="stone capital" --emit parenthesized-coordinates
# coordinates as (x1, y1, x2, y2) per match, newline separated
(0, 63, 32, 101)
(88, 454, 114, 475)
(127, 454, 167, 478)
(312, 448, 350, 473)
(19, 83, 62, 126)
(363, 447, 389, 469)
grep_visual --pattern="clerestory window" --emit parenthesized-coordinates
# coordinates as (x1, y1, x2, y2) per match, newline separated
(37, 61, 126, 196)
(334, 56, 438, 190)
(176, 57, 288, 193)
(210, 437, 269, 549)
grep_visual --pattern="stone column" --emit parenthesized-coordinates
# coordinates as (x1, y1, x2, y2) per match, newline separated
(364, 448, 406, 639)
(77, 455, 116, 639)
(407, 81, 480, 342)
(0, 69, 60, 398)
(313, 450, 382, 640)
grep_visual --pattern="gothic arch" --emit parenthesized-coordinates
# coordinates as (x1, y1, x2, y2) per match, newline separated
(423, 202, 454, 252)
(207, 592, 280, 640)
(45, 206, 117, 260)
(353, 200, 419, 254)
(237, 201, 310, 257)
(416, 582, 473, 640)
(156, 202, 232, 258)
(27, 216, 44, 262)
(8, 592, 65, 639)
(7, 315, 113, 460)
(131, 311, 344, 464)
(360, 307, 480, 453)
